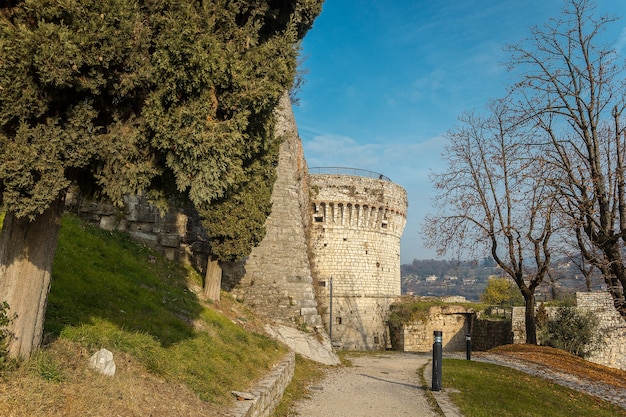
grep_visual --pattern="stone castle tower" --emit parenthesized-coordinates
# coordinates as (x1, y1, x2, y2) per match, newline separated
(308, 169, 407, 350)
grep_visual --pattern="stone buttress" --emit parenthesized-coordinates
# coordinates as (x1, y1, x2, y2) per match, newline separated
(229, 93, 323, 330)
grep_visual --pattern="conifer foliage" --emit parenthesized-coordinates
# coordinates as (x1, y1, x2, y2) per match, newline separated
(0, 0, 322, 357)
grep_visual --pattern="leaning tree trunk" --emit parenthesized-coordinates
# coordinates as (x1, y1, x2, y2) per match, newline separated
(0, 197, 64, 358)
(203, 255, 222, 302)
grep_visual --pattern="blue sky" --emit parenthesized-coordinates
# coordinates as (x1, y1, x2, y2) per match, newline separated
(292, 0, 626, 264)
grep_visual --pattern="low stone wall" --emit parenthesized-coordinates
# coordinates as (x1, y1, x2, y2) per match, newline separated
(471, 318, 512, 351)
(230, 351, 296, 417)
(390, 306, 474, 352)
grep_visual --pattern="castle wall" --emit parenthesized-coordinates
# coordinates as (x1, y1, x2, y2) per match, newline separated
(309, 174, 407, 350)
(229, 93, 323, 329)
(389, 306, 474, 352)
(68, 94, 408, 353)
(67, 194, 210, 274)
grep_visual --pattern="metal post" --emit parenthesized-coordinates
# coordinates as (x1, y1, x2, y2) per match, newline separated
(329, 277, 333, 343)
(466, 334, 472, 360)
(432, 330, 442, 391)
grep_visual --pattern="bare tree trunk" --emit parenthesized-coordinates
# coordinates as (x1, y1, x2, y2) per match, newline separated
(523, 290, 537, 345)
(203, 255, 222, 302)
(0, 197, 64, 358)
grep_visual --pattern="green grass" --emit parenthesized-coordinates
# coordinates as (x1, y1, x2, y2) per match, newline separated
(443, 359, 626, 417)
(43, 214, 286, 404)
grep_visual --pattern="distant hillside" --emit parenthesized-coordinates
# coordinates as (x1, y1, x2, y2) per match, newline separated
(401, 258, 603, 301)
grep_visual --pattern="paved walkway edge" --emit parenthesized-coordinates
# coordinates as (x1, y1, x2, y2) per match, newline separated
(422, 359, 464, 417)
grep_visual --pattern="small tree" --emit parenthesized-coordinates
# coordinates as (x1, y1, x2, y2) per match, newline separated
(540, 307, 604, 358)
(481, 277, 524, 306)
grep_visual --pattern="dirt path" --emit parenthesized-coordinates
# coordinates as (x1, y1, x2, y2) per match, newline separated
(294, 352, 439, 417)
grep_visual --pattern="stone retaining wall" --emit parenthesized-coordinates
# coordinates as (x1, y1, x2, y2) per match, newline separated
(230, 351, 295, 417)
(390, 306, 474, 352)
(471, 318, 512, 351)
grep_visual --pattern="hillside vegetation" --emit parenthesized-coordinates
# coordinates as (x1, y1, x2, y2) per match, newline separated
(0, 214, 287, 416)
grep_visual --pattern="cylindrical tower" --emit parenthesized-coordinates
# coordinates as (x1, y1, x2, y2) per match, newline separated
(308, 168, 407, 350)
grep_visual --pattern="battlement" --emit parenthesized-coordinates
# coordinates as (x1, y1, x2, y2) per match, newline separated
(309, 170, 407, 234)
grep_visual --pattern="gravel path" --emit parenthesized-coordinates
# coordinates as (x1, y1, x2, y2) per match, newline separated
(294, 352, 440, 417)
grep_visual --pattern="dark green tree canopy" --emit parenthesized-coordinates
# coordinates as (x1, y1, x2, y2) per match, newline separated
(0, 0, 322, 260)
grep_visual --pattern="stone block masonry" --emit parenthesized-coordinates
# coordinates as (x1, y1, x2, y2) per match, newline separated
(228, 93, 323, 330)
(389, 305, 474, 352)
(309, 173, 407, 350)
(230, 351, 295, 417)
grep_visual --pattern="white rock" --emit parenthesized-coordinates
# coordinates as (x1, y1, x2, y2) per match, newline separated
(265, 324, 340, 366)
(89, 348, 116, 376)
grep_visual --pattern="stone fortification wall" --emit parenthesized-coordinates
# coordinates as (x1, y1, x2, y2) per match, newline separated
(67, 194, 210, 274)
(512, 292, 626, 370)
(309, 174, 407, 350)
(389, 306, 474, 352)
(574, 292, 626, 369)
(471, 318, 512, 351)
(228, 93, 323, 329)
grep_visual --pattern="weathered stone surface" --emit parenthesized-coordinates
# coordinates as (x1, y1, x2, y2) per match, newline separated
(390, 306, 474, 352)
(265, 324, 340, 366)
(231, 351, 296, 417)
(229, 92, 324, 332)
(232, 391, 256, 401)
(89, 348, 116, 376)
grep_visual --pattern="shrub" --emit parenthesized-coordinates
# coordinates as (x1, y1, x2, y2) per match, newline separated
(540, 307, 604, 359)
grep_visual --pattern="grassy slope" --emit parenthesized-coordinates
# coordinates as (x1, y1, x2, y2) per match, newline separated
(0, 214, 286, 416)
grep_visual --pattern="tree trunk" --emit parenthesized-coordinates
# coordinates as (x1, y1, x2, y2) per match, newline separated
(0, 197, 64, 358)
(203, 255, 222, 302)
(523, 291, 537, 345)
(603, 242, 626, 318)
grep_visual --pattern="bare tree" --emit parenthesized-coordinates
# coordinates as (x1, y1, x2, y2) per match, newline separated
(506, 0, 626, 318)
(424, 101, 554, 343)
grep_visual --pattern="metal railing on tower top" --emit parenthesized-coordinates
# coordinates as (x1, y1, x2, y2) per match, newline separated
(308, 167, 391, 182)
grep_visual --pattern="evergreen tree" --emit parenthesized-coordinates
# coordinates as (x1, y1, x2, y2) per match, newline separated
(0, 0, 322, 357)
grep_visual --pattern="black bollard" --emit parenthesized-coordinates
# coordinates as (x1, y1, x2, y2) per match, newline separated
(466, 334, 472, 361)
(432, 330, 442, 391)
